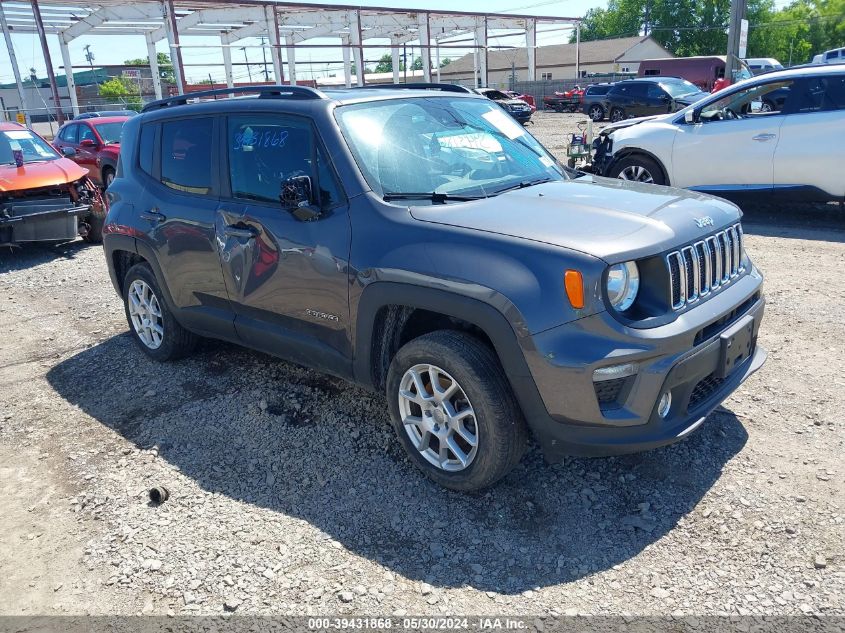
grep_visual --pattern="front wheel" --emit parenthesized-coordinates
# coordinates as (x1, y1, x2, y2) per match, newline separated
(588, 104, 604, 121)
(123, 263, 197, 361)
(386, 331, 528, 491)
(608, 155, 666, 186)
(610, 107, 625, 123)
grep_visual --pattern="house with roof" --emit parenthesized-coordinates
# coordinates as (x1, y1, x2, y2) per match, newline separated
(439, 35, 673, 86)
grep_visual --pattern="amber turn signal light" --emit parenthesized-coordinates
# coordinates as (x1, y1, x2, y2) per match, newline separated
(564, 270, 585, 309)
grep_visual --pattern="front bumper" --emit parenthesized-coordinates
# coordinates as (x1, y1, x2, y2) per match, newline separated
(0, 203, 91, 245)
(520, 267, 766, 459)
(509, 109, 533, 123)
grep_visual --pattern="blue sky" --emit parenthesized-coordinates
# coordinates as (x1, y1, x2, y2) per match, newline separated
(0, 0, 599, 85)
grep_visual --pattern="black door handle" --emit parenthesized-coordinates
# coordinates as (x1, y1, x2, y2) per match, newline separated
(224, 224, 260, 239)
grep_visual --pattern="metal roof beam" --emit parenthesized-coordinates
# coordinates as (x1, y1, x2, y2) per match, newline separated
(61, 4, 163, 41)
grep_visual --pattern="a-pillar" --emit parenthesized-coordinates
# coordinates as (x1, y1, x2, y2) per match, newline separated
(525, 18, 537, 81)
(57, 33, 79, 117)
(147, 33, 163, 99)
(285, 35, 297, 85)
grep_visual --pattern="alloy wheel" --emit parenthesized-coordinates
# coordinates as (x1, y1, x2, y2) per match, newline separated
(589, 105, 603, 121)
(398, 363, 479, 472)
(127, 279, 164, 349)
(618, 165, 654, 183)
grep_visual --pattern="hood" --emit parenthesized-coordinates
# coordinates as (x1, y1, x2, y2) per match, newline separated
(600, 114, 669, 136)
(98, 143, 121, 156)
(409, 177, 741, 262)
(674, 91, 709, 105)
(0, 158, 88, 192)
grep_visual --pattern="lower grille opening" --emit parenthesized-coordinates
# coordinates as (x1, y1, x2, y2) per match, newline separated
(595, 377, 627, 410)
(694, 292, 760, 346)
(688, 372, 727, 411)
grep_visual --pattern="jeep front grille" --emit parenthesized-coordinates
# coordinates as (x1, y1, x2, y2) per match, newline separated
(667, 224, 744, 310)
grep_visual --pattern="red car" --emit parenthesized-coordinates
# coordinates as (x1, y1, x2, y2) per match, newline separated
(53, 116, 129, 188)
(505, 91, 536, 112)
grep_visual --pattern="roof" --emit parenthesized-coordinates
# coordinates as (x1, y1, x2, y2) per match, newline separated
(0, 122, 26, 131)
(76, 116, 133, 125)
(440, 36, 667, 76)
(0, 68, 110, 90)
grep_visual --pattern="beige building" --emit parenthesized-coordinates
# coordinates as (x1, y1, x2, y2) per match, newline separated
(439, 36, 673, 86)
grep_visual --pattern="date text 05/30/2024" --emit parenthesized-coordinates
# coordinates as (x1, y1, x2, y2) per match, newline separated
(308, 618, 528, 630)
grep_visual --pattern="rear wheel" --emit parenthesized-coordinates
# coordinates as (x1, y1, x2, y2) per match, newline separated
(610, 107, 625, 123)
(588, 104, 605, 121)
(386, 330, 528, 491)
(761, 100, 774, 112)
(609, 155, 666, 186)
(123, 263, 197, 361)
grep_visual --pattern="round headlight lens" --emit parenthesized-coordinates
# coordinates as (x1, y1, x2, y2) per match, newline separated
(606, 261, 640, 312)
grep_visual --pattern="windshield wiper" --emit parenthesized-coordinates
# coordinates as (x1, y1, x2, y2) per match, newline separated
(489, 177, 556, 196)
(383, 192, 485, 203)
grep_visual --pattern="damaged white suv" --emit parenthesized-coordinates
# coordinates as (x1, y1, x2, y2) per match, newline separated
(592, 64, 845, 202)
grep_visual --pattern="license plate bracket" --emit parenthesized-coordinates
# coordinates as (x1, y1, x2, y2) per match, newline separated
(717, 314, 754, 379)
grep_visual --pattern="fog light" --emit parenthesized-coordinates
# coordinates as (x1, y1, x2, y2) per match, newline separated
(657, 391, 672, 418)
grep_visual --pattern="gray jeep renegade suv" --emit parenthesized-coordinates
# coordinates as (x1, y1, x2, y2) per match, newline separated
(103, 85, 766, 491)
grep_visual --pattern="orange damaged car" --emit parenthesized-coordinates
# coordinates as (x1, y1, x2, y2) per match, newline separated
(0, 122, 106, 246)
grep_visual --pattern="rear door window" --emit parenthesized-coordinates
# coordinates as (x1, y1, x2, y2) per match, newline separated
(160, 118, 213, 195)
(792, 75, 845, 112)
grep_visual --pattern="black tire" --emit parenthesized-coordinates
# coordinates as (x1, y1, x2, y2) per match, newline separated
(122, 262, 197, 361)
(588, 104, 604, 121)
(608, 154, 667, 186)
(386, 330, 529, 491)
(82, 213, 104, 243)
(102, 167, 115, 189)
(610, 107, 625, 123)
(553, 104, 563, 113)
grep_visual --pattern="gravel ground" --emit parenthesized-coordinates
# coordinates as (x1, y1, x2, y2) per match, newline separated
(0, 111, 843, 618)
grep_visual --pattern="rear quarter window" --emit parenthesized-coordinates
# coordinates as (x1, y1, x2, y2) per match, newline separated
(160, 118, 213, 195)
(138, 123, 155, 176)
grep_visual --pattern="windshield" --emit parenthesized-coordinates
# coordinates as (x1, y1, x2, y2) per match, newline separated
(93, 121, 125, 144)
(0, 129, 59, 165)
(335, 97, 566, 200)
(660, 79, 704, 98)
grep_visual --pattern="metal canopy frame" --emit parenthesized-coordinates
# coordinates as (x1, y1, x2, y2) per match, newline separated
(1, 0, 580, 121)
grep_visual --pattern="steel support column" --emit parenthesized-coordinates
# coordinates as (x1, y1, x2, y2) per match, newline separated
(163, 0, 186, 94)
(575, 22, 581, 80)
(475, 18, 488, 88)
(390, 38, 401, 84)
(57, 33, 79, 117)
(418, 14, 431, 83)
(0, 2, 31, 126)
(221, 36, 234, 88)
(285, 35, 297, 85)
(350, 10, 364, 86)
(147, 33, 163, 99)
(265, 6, 284, 83)
(435, 39, 441, 82)
(31, 0, 65, 124)
(341, 36, 352, 88)
(526, 18, 537, 81)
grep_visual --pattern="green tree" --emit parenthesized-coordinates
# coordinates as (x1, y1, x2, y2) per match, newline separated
(374, 53, 397, 73)
(123, 53, 175, 83)
(98, 77, 142, 112)
(411, 56, 424, 71)
(439, 57, 452, 67)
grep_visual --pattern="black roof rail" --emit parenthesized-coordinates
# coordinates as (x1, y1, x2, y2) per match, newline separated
(354, 82, 474, 94)
(141, 85, 327, 112)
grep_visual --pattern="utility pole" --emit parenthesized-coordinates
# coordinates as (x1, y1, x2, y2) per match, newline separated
(31, 0, 65, 125)
(83, 44, 100, 92)
(240, 47, 253, 82)
(259, 37, 270, 81)
(725, 0, 748, 83)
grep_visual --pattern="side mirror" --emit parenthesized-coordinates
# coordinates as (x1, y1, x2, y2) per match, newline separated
(80, 138, 97, 148)
(750, 100, 763, 113)
(684, 109, 698, 124)
(280, 175, 320, 222)
(61, 146, 77, 157)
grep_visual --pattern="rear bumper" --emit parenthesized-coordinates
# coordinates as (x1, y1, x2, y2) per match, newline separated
(518, 267, 766, 460)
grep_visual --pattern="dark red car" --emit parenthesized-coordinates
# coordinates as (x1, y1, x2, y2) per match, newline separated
(53, 116, 129, 188)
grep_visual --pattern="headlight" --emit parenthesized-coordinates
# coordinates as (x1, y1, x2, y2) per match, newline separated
(606, 261, 640, 311)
